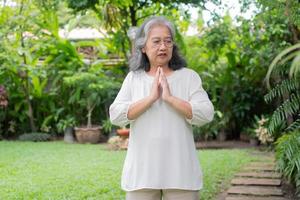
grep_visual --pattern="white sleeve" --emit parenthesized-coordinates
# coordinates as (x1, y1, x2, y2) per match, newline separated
(185, 71, 214, 126)
(109, 72, 134, 127)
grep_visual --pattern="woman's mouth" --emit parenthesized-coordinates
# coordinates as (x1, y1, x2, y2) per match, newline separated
(157, 53, 167, 57)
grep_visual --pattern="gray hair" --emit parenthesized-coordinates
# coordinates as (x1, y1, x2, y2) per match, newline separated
(129, 16, 186, 72)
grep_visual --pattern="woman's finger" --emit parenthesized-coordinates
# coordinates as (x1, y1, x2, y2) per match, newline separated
(158, 67, 162, 84)
(156, 66, 161, 78)
(159, 68, 167, 86)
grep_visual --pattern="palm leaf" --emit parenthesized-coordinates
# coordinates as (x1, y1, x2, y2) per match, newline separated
(268, 93, 300, 133)
(275, 131, 300, 185)
(286, 116, 300, 132)
(265, 43, 300, 88)
(264, 79, 299, 103)
(289, 53, 300, 77)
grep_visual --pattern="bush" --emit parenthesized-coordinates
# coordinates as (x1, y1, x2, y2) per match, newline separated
(275, 131, 300, 197)
(18, 133, 51, 142)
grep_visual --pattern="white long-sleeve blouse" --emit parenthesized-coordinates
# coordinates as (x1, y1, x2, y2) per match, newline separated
(109, 67, 214, 192)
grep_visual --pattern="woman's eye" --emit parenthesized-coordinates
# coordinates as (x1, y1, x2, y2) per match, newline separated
(153, 40, 160, 44)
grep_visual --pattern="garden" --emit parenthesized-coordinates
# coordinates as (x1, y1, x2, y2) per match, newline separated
(0, 0, 300, 199)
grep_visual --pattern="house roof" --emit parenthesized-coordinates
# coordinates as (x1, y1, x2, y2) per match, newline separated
(59, 28, 106, 40)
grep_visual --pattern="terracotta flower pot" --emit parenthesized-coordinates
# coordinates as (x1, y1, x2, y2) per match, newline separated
(116, 128, 130, 137)
(74, 126, 101, 144)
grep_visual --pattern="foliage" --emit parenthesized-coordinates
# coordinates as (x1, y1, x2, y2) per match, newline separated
(266, 43, 300, 81)
(193, 110, 226, 141)
(0, 1, 122, 137)
(56, 116, 76, 134)
(63, 65, 118, 128)
(0, 85, 8, 136)
(0, 0, 83, 134)
(101, 118, 116, 135)
(264, 44, 300, 135)
(184, 0, 300, 139)
(65, 0, 222, 57)
(18, 133, 52, 142)
(258, 1, 300, 196)
(0, 85, 8, 108)
(186, 13, 278, 139)
(275, 131, 300, 196)
(253, 115, 273, 144)
(241, 115, 272, 142)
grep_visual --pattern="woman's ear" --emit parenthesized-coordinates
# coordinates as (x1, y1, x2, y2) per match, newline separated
(142, 47, 146, 53)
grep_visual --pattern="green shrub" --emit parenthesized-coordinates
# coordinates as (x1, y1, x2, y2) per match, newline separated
(18, 133, 51, 142)
(275, 131, 300, 196)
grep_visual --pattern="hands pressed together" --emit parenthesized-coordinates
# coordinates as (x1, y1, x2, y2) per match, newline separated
(149, 67, 172, 103)
(127, 67, 192, 120)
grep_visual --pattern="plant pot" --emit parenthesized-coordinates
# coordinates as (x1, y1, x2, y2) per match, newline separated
(250, 138, 259, 146)
(74, 126, 101, 144)
(64, 126, 75, 143)
(117, 128, 130, 137)
(217, 131, 227, 141)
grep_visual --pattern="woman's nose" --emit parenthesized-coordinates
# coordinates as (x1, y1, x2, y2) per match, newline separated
(158, 42, 167, 50)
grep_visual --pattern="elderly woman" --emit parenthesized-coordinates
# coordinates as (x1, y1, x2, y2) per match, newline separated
(109, 16, 214, 200)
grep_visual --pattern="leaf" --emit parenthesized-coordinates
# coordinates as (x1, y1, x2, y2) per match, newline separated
(266, 43, 300, 88)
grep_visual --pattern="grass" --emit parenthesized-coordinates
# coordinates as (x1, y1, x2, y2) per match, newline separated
(0, 141, 260, 200)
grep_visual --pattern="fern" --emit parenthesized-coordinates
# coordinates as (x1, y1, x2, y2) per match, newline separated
(265, 44, 300, 134)
(264, 79, 299, 103)
(268, 93, 300, 133)
(286, 116, 300, 132)
(275, 131, 300, 194)
(265, 43, 300, 88)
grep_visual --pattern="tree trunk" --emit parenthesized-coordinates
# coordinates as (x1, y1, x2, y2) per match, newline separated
(25, 93, 37, 132)
(285, 0, 299, 44)
(19, 1, 37, 132)
(87, 102, 92, 128)
(129, 6, 137, 26)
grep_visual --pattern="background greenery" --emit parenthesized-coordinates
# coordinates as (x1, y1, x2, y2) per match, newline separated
(0, 0, 299, 196)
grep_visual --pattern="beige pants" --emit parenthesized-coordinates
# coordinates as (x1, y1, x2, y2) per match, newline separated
(126, 189, 199, 200)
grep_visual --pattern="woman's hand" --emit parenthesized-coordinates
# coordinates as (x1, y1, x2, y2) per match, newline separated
(159, 68, 172, 101)
(149, 67, 161, 103)
(159, 68, 193, 119)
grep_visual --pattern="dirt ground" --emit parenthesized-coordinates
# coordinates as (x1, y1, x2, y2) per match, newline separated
(195, 140, 257, 149)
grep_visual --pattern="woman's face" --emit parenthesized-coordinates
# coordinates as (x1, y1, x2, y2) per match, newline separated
(142, 25, 173, 68)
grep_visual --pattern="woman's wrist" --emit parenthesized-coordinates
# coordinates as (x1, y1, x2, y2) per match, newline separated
(164, 95, 174, 104)
(147, 95, 157, 105)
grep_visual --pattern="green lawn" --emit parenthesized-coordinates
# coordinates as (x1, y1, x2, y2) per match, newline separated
(0, 141, 259, 200)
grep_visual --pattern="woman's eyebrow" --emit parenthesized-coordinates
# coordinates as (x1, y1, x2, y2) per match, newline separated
(150, 36, 172, 40)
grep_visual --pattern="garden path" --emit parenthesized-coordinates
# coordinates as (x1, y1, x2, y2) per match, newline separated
(218, 151, 292, 200)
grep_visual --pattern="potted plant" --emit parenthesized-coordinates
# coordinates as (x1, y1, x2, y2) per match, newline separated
(117, 126, 130, 138)
(57, 116, 76, 143)
(102, 118, 118, 138)
(64, 66, 113, 144)
(108, 126, 130, 150)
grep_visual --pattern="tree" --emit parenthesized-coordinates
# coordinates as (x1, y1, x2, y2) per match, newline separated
(0, 0, 83, 134)
(65, 0, 221, 57)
